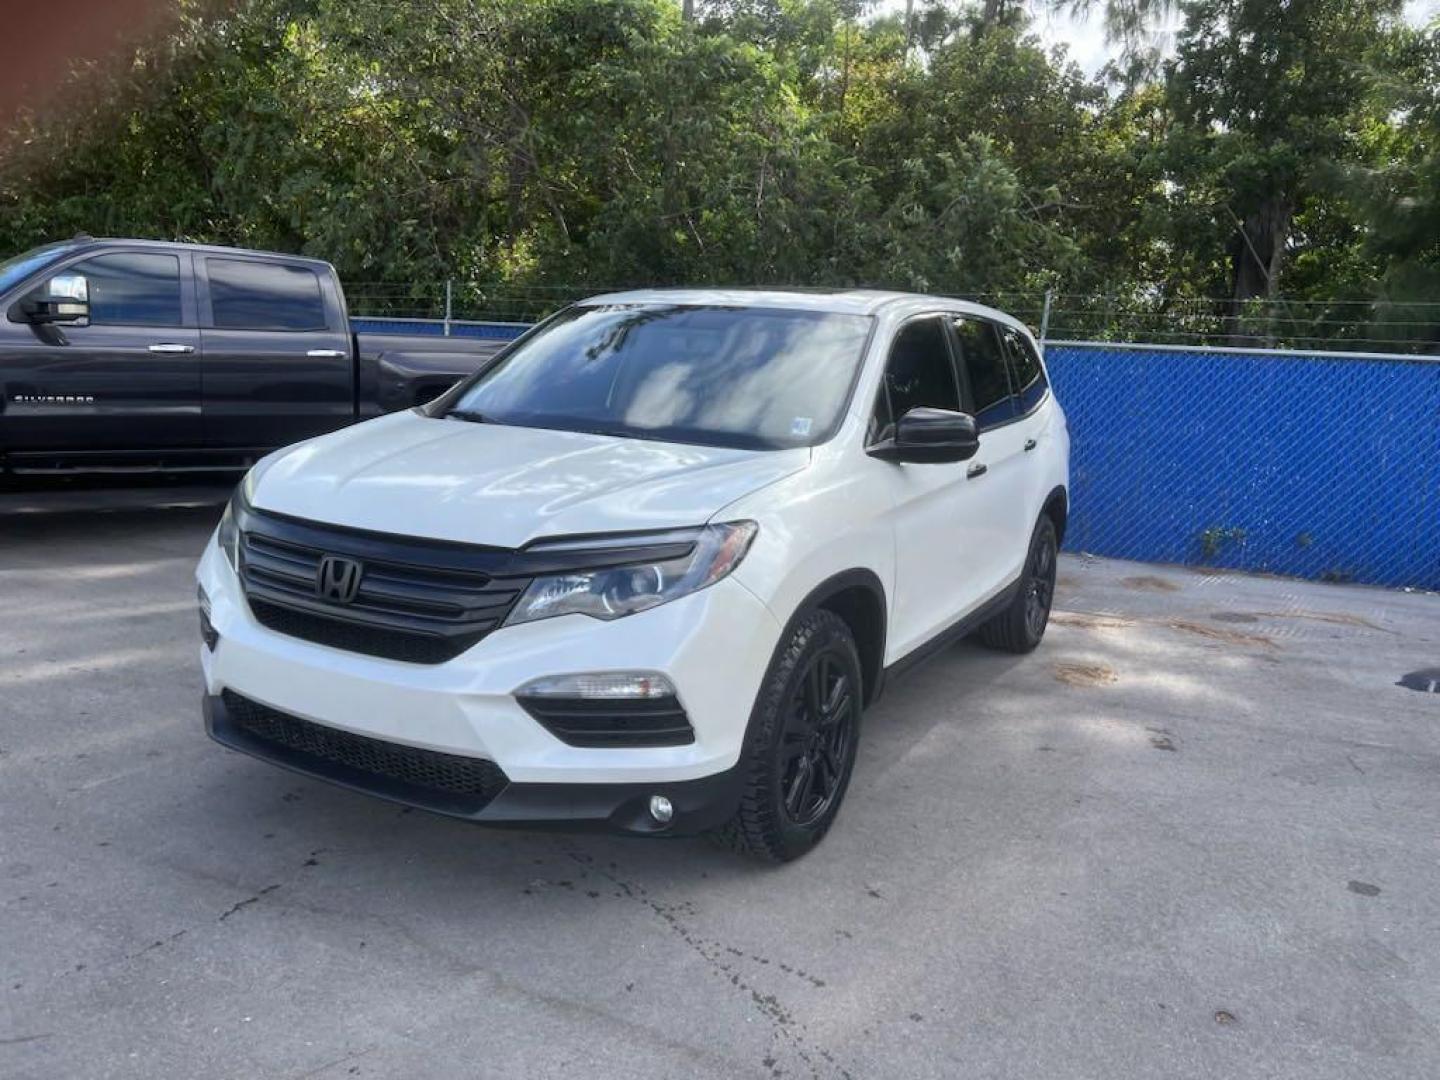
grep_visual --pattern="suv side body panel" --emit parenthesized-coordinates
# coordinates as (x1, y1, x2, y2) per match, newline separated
(727, 298, 1067, 671)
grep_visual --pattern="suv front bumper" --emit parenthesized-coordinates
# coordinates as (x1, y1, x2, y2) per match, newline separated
(196, 535, 780, 832)
(203, 691, 745, 834)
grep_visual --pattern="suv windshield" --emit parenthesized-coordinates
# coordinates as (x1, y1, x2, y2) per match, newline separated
(446, 304, 873, 450)
(0, 242, 80, 297)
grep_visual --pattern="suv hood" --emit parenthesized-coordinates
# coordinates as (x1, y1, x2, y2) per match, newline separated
(250, 410, 809, 548)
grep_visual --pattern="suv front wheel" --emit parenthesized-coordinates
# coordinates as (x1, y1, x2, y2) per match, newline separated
(714, 609, 863, 862)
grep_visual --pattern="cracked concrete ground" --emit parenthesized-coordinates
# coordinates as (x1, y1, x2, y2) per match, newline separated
(3, 483, 1439, 1079)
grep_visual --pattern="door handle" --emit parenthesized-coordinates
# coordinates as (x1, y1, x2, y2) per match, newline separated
(307, 349, 347, 358)
(148, 343, 194, 354)
(967, 462, 988, 479)
(1023, 438, 1038, 452)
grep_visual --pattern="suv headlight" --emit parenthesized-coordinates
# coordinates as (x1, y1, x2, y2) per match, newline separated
(216, 469, 256, 572)
(216, 497, 241, 571)
(505, 521, 758, 627)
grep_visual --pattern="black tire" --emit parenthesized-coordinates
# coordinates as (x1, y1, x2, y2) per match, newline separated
(713, 608, 863, 862)
(977, 515, 1058, 654)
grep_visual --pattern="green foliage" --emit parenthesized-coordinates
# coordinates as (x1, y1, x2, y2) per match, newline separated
(0, 0, 1432, 345)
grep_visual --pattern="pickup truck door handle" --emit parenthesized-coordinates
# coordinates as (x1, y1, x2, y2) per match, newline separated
(148, 343, 195, 354)
(1023, 438, 1038, 452)
(307, 349, 347, 358)
(967, 462, 988, 479)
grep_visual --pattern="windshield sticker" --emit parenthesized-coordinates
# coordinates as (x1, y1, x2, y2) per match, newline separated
(790, 417, 813, 437)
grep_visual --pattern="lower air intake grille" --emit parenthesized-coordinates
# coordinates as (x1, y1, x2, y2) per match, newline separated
(222, 690, 508, 802)
(516, 695, 695, 748)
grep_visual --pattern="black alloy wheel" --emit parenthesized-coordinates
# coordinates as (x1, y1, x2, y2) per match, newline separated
(714, 608, 864, 861)
(1024, 526, 1057, 641)
(977, 515, 1059, 653)
(779, 649, 857, 827)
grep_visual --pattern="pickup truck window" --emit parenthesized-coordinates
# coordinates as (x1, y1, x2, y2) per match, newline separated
(207, 258, 326, 331)
(76, 253, 183, 326)
(446, 304, 872, 451)
(0, 242, 78, 299)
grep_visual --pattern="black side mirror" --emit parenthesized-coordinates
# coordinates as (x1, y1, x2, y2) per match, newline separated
(869, 406, 980, 464)
(19, 271, 90, 326)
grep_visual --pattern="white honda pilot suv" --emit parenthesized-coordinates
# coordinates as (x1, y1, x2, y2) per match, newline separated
(197, 290, 1069, 861)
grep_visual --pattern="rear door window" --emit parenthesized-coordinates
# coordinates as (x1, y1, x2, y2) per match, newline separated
(71, 253, 182, 326)
(950, 317, 1015, 430)
(1001, 326, 1049, 415)
(206, 259, 327, 331)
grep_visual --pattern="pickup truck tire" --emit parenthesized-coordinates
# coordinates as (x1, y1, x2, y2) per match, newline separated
(977, 515, 1058, 654)
(713, 609, 863, 862)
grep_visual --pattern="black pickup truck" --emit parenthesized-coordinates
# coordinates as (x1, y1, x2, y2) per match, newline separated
(0, 238, 504, 477)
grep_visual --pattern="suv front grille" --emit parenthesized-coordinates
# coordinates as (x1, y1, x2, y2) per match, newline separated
(222, 690, 509, 803)
(238, 513, 530, 664)
(517, 695, 695, 748)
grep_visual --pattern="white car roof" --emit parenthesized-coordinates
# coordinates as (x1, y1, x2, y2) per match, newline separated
(579, 287, 1032, 331)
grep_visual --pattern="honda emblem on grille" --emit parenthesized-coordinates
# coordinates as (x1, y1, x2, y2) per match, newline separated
(316, 555, 363, 604)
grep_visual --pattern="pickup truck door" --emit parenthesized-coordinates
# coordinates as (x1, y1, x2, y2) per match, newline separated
(0, 250, 201, 461)
(196, 255, 353, 451)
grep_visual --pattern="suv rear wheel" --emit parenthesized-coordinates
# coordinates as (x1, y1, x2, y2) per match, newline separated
(977, 515, 1058, 654)
(714, 609, 862, 862)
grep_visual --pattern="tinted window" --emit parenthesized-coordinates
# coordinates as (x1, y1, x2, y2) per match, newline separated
(0, 242, 78, 297)
(875, 318, 959, 438)
(72, 253, 182, 326)
(951, 317, 1014, 429)
(448, 304, 872, 451)
(208, 258, 326, 331)
(1001, 326, 1048, 414)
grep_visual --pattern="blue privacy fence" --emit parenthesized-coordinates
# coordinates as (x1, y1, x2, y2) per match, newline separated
(353, 317, 1440, 591)
(1044, 343, 1438, 590)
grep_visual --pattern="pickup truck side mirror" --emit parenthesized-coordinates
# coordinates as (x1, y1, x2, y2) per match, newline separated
(19, 271, 90, 326)
(868, 406, 980, 464)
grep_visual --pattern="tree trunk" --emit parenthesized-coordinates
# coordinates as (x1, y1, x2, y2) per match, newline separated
(1226, 194, 1292, 346)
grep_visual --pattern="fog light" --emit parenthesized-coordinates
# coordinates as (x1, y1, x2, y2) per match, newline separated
(517, 672, 676, 700)
(649, 795, 674, 825)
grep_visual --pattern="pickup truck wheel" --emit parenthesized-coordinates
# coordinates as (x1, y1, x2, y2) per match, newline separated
(977, 516, 1058, 654)
(713, 609, 862, 862)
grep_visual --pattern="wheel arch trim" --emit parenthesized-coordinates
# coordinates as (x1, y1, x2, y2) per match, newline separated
(777, 568, 888, 707)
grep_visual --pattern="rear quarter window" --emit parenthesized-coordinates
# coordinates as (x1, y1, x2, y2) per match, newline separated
(1001, 326, 1049, 415)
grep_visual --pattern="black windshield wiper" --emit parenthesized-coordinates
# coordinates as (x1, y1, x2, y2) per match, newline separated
(447, 409, 490, 424)
(558, 425, 665, 442)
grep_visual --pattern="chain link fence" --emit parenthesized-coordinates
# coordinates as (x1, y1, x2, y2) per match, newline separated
(345, 282, 1440, 355)
(347, 284, 1440, 591)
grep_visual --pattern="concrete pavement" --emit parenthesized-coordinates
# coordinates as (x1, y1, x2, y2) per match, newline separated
(2, 486, 1438, 1079)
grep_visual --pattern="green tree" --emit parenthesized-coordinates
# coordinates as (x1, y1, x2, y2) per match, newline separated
(1165, 0, 1405, 330)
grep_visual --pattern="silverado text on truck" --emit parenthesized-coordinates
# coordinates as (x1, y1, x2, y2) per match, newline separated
(0, 238, 501, 477)
(196, 290, 1069, 861)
